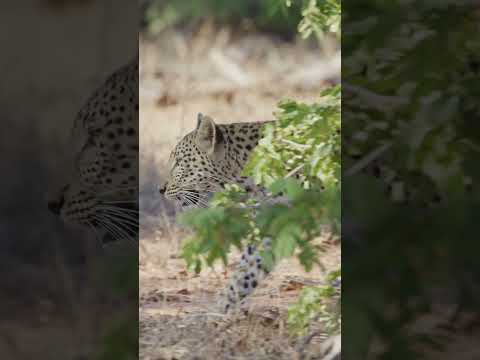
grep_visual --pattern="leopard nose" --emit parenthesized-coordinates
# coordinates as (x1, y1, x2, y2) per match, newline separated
(159, 185, 166, 194)
(48, 196, 64, 215)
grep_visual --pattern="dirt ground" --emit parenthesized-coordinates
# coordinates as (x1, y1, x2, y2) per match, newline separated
(139, 25, 340, 360)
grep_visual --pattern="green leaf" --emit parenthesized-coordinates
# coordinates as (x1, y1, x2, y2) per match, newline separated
(274, 223, 301, 259)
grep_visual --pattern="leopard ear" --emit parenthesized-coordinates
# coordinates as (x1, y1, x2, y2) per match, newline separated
(195, 113, 219, 155)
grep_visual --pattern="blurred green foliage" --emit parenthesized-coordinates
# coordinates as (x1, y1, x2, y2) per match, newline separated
(343, 1, 480, 358)
(344, 2, 476, 204)
(99, 319, 138, 360)
(142, 0, 301, 38)
(97, 253, 138, 360)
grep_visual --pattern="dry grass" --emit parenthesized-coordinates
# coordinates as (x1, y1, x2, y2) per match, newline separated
(140, 223, 340, 360)
(139, 25, 340, 360)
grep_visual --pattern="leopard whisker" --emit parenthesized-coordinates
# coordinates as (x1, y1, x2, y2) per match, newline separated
(176, 194, 202, 209)
(93, 213, 136, 242)
(177, 190, 212, 208)
(102, 200, 138, 205)
(99, 210, 139, 229)
(101, 205, 139, 217)
(176, 193, 209, 209)
(98, 205, 139, 218)
(92, 215, 130, 243)
(182, 195, 208, 208)
(100, 213, 139, 231)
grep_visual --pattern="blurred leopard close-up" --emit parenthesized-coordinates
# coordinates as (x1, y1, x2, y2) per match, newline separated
(48, 58, 139, 245)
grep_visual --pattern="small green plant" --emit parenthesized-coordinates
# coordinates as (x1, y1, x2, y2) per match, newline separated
(246, 86, 341, 192)
(287, 270, 341, 336)
(295, 0, 341, 40)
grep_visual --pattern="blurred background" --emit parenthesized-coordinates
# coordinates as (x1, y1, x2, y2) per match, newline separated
(138, 1, 340, 358)
(139, 0, 340, 228)
(0, 1, 137, 359)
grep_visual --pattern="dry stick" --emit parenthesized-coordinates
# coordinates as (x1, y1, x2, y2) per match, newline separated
(286, 164, 305, 179)
(344, 142, 392, 177)
(319, 334, 341, 360)
(298, 330, 323, 360)
(343, 83, 408, 110)
(296, 309, 340, 360)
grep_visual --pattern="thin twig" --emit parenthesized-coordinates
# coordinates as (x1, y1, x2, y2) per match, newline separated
(344, 83, 408, 110)
(344, 141, 392, 177)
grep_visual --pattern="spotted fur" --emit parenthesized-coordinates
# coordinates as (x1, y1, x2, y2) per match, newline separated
(161, 113, 275, 311)
(161, 114, 271, 208)
(48, 58, 139, 244)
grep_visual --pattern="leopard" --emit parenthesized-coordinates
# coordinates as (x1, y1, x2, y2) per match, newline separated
(159, 113, 280, 312)
(158, 113, 343, 358)
(47, 57, 139, 245)
(161, 113, 342, 359)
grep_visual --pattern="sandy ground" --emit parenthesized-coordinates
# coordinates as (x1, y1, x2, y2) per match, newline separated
(139, 25, 341, 359)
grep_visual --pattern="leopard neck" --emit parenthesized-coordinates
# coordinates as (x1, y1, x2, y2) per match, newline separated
(218, 121, 273, 173)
